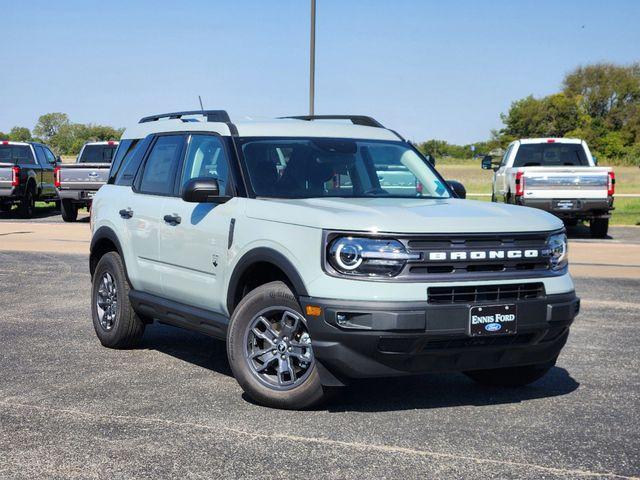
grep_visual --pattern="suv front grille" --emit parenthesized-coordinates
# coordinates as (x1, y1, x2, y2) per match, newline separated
(397, 232, 554, 281)
(427, 282, 545, 304)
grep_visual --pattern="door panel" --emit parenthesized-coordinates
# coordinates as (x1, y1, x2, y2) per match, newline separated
(158, 133, 235, 313)
(121, 190, 165, 295)
(40, 147, 57, 197)
(124, 134, 186, 296)
(159, 197, 235, 312)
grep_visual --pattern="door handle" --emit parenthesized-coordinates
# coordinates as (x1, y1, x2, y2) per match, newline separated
(119, 208, 133, 219)
(163, 214, 181, 225)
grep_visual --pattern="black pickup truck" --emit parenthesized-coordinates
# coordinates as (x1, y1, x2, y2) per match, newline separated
(0, 141, 59, 218)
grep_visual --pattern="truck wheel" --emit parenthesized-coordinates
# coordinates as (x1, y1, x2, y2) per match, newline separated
(18, 188, 35, 218)
(589, 218, 609, 238)
(91, 251, 145, 349)
(464, 362, 554, 387)
(60, 199, 78, 222)
(227, 281, 325, 409)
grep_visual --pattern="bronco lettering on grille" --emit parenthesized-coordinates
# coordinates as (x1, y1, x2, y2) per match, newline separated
(427, 249, 540, 261)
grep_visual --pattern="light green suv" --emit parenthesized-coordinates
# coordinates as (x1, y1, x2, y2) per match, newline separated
(89, 111, 579, 409)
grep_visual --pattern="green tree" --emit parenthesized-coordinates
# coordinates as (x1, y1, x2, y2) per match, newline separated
(563, 62, 640, 125)
(33, 113, 70, 142)
(8, 126, 32, 142)
(499, 93, 584, 139)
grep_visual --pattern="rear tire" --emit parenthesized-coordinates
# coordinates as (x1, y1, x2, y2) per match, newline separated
(91, 251, 145, 348)
(18, 188, 35, 218)
(227, 281, 325, 409)
(464, 362, 554, 387)
(60, 199, 78, 222)
(589, 218, 609, 238)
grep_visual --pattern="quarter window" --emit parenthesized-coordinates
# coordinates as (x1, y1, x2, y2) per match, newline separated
(138, 135, 185, 196)
(181, 135, 230, 195)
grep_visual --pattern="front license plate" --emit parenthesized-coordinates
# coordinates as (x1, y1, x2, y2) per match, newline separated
(469, 304, 517, 336)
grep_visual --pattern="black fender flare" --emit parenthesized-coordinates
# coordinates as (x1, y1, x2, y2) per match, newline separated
(226, 247, 308, 314)
(90, 226, 128, 280)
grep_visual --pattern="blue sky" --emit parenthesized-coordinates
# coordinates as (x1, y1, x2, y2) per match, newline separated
(2, 0, 639, 144)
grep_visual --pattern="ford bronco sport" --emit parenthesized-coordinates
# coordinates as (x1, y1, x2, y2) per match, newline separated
(89, 110, 579, 409)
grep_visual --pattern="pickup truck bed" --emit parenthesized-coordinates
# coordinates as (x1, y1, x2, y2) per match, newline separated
(56, 163, 110, 198)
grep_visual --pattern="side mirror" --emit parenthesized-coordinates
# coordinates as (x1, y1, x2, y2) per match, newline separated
(181, 177, 226, 203)
(446, 180, 466, 199)
(424, 154, 436, 166)
(592, 155, 598, 165)
(481, 155, 494, 170)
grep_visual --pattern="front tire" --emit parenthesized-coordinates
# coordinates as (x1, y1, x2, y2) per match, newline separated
(60, 199, 78, 222)
(464, 362, 554, 387)
(227, 281, 325, 409)
(589, 218, 609, 238)
(91, 251, 145, 348)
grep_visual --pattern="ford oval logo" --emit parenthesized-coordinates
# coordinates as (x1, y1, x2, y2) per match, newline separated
(485, 323, 502, 332)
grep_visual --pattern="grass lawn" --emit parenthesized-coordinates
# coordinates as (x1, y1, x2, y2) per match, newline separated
(18, 164, 640, 226)
(437, 162, 640, 226)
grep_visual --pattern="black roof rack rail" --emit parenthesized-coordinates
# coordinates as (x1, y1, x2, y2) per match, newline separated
(139, 110, 231, 124)
(281, 115, 385, 128)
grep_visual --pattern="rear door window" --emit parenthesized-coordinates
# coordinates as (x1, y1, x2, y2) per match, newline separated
(513, 144, 589, 167)
(34, 146, 48, 166)
(42, 147, 57, 166)
(138, 135, 186, 196)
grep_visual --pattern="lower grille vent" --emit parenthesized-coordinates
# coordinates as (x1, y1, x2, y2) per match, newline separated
(428, 282, 545, 304)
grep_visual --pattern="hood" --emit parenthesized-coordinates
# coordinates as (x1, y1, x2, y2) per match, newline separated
(246, 197, 563, 234)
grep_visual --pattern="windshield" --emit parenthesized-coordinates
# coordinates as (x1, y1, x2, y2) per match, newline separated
(79, 144, 117, 164)
(513, 143, 589, 167)
(238, 138, 451, 199)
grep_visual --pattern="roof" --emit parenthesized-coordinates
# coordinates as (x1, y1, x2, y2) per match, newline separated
(122, 117, 401, 141)
(82, 141, 119, 146)
(518, 138, 583, 144)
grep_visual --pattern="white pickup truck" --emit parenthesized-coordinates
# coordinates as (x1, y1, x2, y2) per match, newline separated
(483, 138, 614, 238)
(55, 141, 118, 221)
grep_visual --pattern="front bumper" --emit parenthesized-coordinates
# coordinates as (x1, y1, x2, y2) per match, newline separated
(300, 291, 579, 383)
(516, 197, 613, 219)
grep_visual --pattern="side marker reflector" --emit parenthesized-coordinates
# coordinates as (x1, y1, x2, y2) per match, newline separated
(305, 305, 322, 317)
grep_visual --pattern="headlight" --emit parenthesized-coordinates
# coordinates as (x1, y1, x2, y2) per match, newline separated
(547, 232, 568, 270)
(327, 237, 419, 277)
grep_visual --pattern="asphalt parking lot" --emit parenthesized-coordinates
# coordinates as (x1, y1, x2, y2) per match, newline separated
(0, 222, 639, 479)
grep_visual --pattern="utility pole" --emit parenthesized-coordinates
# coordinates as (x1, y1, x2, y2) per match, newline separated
(309, 0, 316, 115)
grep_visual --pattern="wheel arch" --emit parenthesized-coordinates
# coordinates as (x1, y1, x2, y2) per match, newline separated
(90, 226, 128, 281)
(226, 247, 308, 315)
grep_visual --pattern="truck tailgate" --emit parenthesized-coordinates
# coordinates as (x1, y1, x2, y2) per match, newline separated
(0, 162, 14, 190)
(519, 167, 611, 199)
(58, 164, 110, 191)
